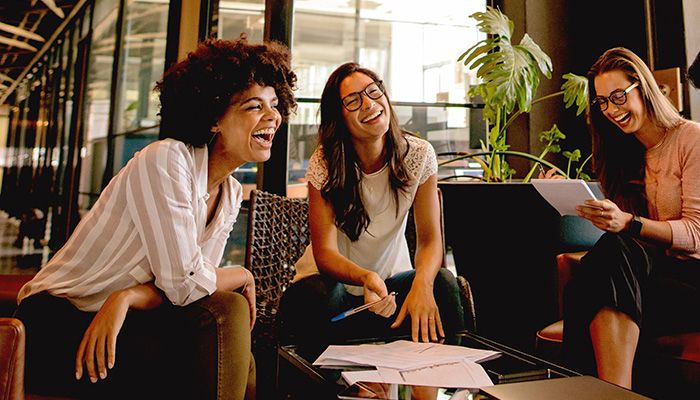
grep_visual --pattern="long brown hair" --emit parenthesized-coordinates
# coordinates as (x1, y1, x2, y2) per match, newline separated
(318, 62, 412, 241)
(587, 47, 682, 214)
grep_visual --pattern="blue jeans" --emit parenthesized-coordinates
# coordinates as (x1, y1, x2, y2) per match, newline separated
(278, 269, 465, 349)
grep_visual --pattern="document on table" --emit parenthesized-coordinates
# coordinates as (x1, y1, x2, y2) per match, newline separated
(313, 340, 500, 369)
(340, 359, 493, 388)
(531, 179, 602, 216)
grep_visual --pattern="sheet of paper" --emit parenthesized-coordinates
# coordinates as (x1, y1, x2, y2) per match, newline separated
(531, 179, 601, 216)
(377, 360, 492, 388)
(341, 360, 493, 388)
(314, 340, 500, 369)
(341, 370, 385, 386)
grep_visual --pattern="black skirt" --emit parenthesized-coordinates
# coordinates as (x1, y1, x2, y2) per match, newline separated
(562, 232, 700, 374)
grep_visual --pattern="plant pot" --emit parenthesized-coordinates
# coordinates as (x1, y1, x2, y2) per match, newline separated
(439, 181, 562, 351)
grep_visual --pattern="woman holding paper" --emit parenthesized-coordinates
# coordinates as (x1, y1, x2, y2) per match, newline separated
(278, 63, 464, 345)
(562, 47, 700, 389)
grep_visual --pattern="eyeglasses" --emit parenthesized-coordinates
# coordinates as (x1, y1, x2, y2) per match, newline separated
(341, 81, 385, 112)
(591, 81, 639, 111)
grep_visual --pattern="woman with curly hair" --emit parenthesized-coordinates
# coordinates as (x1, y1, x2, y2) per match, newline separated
(279, 63, 464, 347)
(15, 36, 296, 399)
(562, 47, 700, 389)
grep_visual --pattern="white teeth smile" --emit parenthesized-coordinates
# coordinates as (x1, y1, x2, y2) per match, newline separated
(614, 112, 631, 123)
(361, 109, 383, 123)
(252, 128, 275, 142)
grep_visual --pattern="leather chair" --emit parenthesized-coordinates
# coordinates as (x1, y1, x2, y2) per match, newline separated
(0, 318, 24, 400)
(535, 218, 700, 396)
(0, 316, 73, 400)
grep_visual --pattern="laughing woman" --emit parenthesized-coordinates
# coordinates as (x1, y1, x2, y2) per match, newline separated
(279, 63, 465, 347)
(563, 47, 700, 389)
(15, 37, 296, 399)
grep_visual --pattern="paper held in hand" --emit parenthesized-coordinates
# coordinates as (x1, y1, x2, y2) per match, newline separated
(531, 179, 602, 216)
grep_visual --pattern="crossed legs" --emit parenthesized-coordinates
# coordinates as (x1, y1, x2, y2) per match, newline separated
(589, 307, 639, 389)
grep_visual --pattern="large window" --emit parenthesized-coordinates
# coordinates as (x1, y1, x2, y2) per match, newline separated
(79, 0, 170, 213)
(112, 0, 169, 174)
(79, 0, 120, 211)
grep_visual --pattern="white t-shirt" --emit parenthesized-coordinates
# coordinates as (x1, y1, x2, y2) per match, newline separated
(18, 139, 243, 311)
(303, 134, 437, 295)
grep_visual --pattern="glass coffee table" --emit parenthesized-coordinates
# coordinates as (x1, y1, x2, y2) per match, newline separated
(276, 330, 581, 399)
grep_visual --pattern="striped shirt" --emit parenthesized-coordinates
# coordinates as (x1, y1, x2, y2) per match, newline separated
(17, 139, 242, 311)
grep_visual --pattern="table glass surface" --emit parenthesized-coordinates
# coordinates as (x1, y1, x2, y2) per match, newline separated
(277, 330, 581, 399)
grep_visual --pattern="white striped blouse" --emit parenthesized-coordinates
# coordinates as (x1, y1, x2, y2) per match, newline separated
(17, 139, 242, 312)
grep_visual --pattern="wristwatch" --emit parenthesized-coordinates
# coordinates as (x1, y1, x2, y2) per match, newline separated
(628, 215, 643, 236)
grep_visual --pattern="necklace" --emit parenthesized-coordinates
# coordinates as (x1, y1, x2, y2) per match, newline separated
(646, 127, 668, 152)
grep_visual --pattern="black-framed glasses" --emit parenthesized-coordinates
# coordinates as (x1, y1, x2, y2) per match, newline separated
(341, 81, 385, 112)
(591, 81, 639, 111)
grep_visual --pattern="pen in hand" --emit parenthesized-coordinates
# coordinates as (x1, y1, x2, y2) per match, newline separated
(331, 292, 398, 322)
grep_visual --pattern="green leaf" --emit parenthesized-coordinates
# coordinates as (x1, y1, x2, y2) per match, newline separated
(563, 149, 582, 162)
(460, 39, 497, 66)
(470, 6, 513, 39)
(561, 73, 589, 115)
(538, 124, 565, 143)
(518, 34, 552, 79)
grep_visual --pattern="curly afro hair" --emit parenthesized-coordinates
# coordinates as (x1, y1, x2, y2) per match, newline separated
(155, 35, 297, 146)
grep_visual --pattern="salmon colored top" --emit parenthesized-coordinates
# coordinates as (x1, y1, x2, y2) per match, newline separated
(645, 120, 700, 260)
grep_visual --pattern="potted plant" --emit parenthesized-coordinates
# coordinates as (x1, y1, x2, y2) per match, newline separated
(441, 6, 590, 182)
(438, 6, 594, 350)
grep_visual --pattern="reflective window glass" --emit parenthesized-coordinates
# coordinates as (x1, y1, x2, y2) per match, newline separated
(113, 0, 170, 135)
(80, 0, 120, 206)
(218, 1, 265, 42)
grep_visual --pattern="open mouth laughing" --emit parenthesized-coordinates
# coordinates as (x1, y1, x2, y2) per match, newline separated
(361, 109, 383, 123)
(612, 111, 632, 126)
(252, 127, 275, 145)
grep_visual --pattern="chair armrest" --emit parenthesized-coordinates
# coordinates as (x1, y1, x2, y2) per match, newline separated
(0, 317, 25, 400)
(555, 251, 587, 318)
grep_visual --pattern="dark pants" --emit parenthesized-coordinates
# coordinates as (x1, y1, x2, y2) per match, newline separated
(14, 291, 256, 400)
(562, 232, 700, 375)
(278, 269, 465, 350)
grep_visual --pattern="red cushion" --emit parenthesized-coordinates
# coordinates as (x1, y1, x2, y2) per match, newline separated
(0, 275, 33, 302)
(653, 332, 700, 363)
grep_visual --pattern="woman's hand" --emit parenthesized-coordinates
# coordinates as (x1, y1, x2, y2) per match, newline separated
(240, 268, 256, 329)
(538, 166, 566, 179)
(214, 267, 257, 329)
(75, 291, 130, 383)
(362, 271, 396, 317)
(75, 283, 163, 383)
(391, 282, 444, 342)
(576, 199, 632, 233)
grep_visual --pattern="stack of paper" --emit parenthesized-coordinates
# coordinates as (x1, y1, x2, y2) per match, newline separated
(313, 340, 499, 388)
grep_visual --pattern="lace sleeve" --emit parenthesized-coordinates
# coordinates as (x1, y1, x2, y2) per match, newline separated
(404, 136, 438, 185)
(305, 148, 328, 190)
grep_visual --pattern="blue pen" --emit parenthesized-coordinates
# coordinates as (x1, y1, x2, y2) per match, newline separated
(331, 292, 397, 322)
